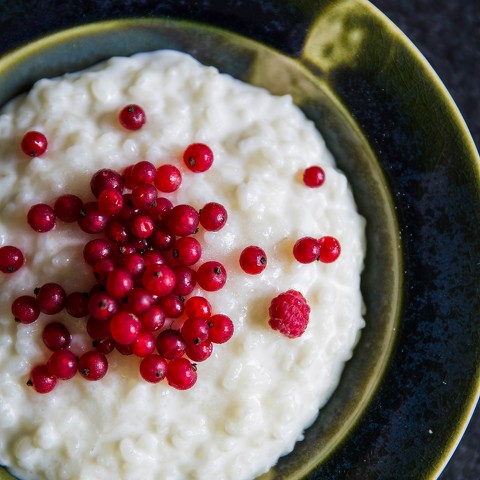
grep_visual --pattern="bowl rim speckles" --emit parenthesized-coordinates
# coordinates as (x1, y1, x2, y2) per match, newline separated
(0, 1, 478, 480)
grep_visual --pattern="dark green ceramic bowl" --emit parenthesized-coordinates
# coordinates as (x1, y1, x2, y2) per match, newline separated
(0, 1, 478, 479)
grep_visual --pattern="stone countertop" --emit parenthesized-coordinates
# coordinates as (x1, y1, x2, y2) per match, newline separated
(369, 1, 480, 479)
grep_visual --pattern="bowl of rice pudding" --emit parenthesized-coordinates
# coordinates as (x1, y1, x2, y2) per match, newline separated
(0, 1, 478, 480)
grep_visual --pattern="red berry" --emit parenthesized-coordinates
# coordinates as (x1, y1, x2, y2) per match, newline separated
(159, 294, 184, 318)
(98, 188, 124, 216)
(181, 317, 209, 345)
(207, 314, 234, 344)
(119, 104, 146, 131)
(12, 295, 40, 324)
(117, 252, 146, 278)
(86, 316, 112, 340)
(139, 305, 166, 332)
(93, 338, 115, 354)
(154, 164, 182, 193)
(155, 329, 186, 359)
(142, 250, 166, 268)
(118, 193, 141, 221)
(172, 236, 202, 266)
(78, 201, 108, 234)
(88, 291, 118, 321)
(106, 268, 133, 299)
(303, 166, 325, 188)
(53, 194, 83, 222)
(199, 202, 227, 231)
(27, 365, 56, 393)
(293, 237, 320, 264)
(185, 340, 213, 362)
(184, 296, 211, 319)
(131, 182, 158, 209)
(0, 245, 24, 273)
(115, 342, 133, 356)
(35, 282, 66, 315)
(130, 161, 156, 185)
(268, 289, 310, 338)
(27, 203, 56, 232)
(106, 219, 130, 243)
(78, 351, 108, 381)
(147, 197, 173, 222)
(65, 291, 89, 318)
(318, 236, 341, 263)
(90, 169, 124, 198)
(83, 238, 111, 265)
(21, 131, 48, 157)
(172, 266, 196, 296)
(239, 246, 267, 275)
(132, 331, 156, 357)
(183, 143, 214, 173)
(47, 349, 77, 380)
(165, 204, 199, 237)
(166, 358, 197, 390)
(139, 354, 167, 383)
(42, 322, 71, 351)
(127, 288, 154, 315)
(197, 261, 227, 291)
(93, 258, 116, 284)
(109, 311, 140, 345)
(130, 214, 155, 239)
(142, 264, 176, 297)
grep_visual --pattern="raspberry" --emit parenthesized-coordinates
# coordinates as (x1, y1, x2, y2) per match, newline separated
(268, 289, 310, 338)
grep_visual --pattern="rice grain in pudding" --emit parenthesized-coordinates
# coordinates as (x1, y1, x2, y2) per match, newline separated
(0, 50, 365, 480)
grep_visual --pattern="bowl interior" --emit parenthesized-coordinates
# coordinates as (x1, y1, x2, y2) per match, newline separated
(0, 18, 401, 480)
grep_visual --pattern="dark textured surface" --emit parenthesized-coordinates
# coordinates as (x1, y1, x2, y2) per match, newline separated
(370, 2, 480, 479)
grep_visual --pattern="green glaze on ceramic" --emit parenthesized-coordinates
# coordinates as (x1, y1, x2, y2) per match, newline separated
(0, 1, 478, 479)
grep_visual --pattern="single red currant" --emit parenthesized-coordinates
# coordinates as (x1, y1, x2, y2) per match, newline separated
(0, 245, 24, 273)
(303, 165, 325, 188)
(42, 322, 71, 351)
(207, 314, 234, 344)
(47, 349, 77, 380)
(154, 164, 182, 193)
(147, 197, 173, 222)
(27, 203, 56, 232)
(239, 246, 267, 275)
(78, 351, 108, 381)
(109, 311, 141, 345)
(184, 296, 212, 319)
(185, 340, 213, 362)
(149, 227, 175, 251)
(159, 294, 184, 318)
(93, 258, 116, 284)
(166, 358, 197, 390)
(143, 250, 166, 268)
(53, 194, 83, 222)
(88, 291, 118, 321)
(155, 329, 186, 360)
(21, 131, 48, 157)
(115, 342, 133, 356)
(86, 316, 112, 340)
(93, 337, 115, 355)
(165, 204, 199, 237)
(65, 291, 89, 318)
(117, 252, 146, 278)
(12, 295, 40, 324)
(172, 236, 202, 266)
(78, 201, 109, 234)
(139, 305, 166, 332)
(131, 182, 158, 210)
(318, 236, 341, 263)
(83, 238, 111, 266)
(130, 214, 155, 239)
(130, 160, 156, 184)
(131, 331, 156, 357)
(199, 202, 228, 231)
(106, 268, 133, 299)
(172, 266, 197, 296)
(142, 264, 176, 297)
(127, 288, 154, 315)
(27, 365, 56, 393)
(98, 188, 124, 216)
(119, 104, 146, 131)
(197, 261, 227, 291)
(139, 354, 168, 383)
(106, 219, 130, 243)
(35, 282, 66, 314)
(181, 317, 209, 345)
(183, 143, 214, 173)
(90, 168, 124, 198)
(293, 237, 320, 264)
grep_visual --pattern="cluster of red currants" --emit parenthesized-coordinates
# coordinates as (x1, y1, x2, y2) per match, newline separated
(13, 134, 235, 393)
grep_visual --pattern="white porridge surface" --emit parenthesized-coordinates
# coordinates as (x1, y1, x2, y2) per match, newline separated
(0, 50, 365, 480)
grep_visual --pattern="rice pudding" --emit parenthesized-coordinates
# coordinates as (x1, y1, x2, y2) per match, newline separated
(0, 50, 365, 480)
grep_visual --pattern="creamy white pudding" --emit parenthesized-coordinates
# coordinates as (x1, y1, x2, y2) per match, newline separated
(0, 50, 365, 480)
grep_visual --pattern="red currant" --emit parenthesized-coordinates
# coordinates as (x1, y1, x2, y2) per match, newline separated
(47, 349, 77, 380)
(78, 351, 108, 381)
(172, 236, 202, 266)
(127, 287, 154, 315)
(78, 201, 108, 234)
(21, 131, 48, 157)
(185, 340, 213, 362)
(106, 268, 133, 299)
(239, 246, 267, 275)
(90, 168, 124, 198)
(181, 317, 209, 345)
(35, 282, 66, 315)
(98, 188, 124, 216)
(53, 194, 83, 222)
(131, 182, 158, 210)
(88, 291, 118, 321)
(183, 143, 214, 173)
(119, 104, 146, 131)
(184, 296, 211, 319)
(130, 160, 156, 184)
(165, 204, 199, 237)
(199, 202, 227, 231)
(147, 197, 173, 222)
(83, 238, 111, 265)
(117, 252, 146, 278)
(139, 305, 166, 332)
(139, 354, 167, 383)
(0, 245, 24, 273)
(132, 331, 156, 357)
(197, 261, 227, 291)
(172, 266, 196, 296)
(42, 322, 71, 351)
(93, 338, 115, 355)
(207, 314, 234, 344)
(293, 237, 320, 264)
(65, 291, 89, 318)
(303, 166, 325, 188)
(86, 316, 112, 340)
(106, 219, 130, 243)
(143, 250, 166, 268)
(27, 365, 56, 393)
(11, 295, 40, 324)
(142, 264, 176, 297)
(154, 164, 182, 193)
(159, 293, 184, 318)
(155, 329, 186, 360)
(109, 311, 140, 345)
(318, 236, 341, 263)
(93, 258, 116, 284)
(166, 358, 197, 390)
(27, 203, 56, 232)
(130, 214, 155, 239)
